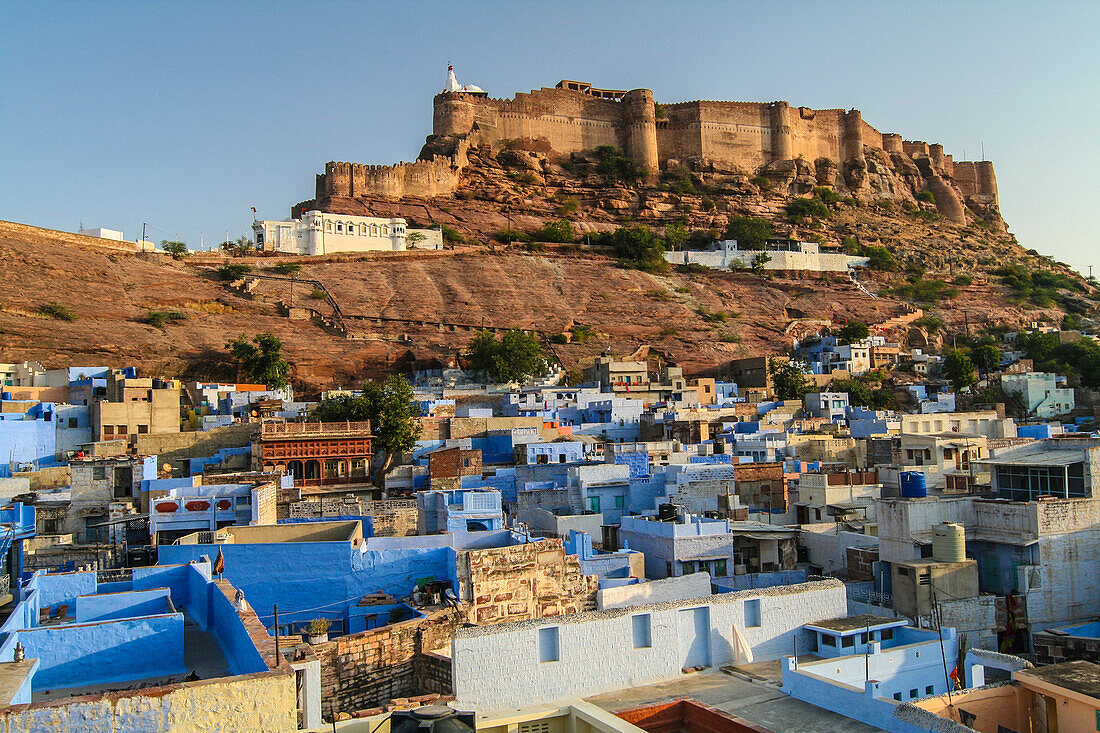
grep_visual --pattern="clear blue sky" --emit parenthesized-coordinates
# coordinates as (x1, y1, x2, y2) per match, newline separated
(3, 1, 1097, 273)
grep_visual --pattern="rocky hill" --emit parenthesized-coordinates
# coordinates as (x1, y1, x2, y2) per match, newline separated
(1, 191, 1094, 396)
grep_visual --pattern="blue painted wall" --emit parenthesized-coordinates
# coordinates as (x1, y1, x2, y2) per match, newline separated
(19, 614, 185, 689)
(75, 588, 171, 622)
(159, 541, 455, 632)
(33, 571, 97, 614)
(209, 583, 267, 675)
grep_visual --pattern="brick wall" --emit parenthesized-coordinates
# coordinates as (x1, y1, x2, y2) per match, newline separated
(313, 608, 465, 715)
(616, 698, 772, 733)
(458, 538, 598, 625)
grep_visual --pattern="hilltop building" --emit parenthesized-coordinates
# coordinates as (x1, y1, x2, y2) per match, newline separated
(252, 210, 442, 255)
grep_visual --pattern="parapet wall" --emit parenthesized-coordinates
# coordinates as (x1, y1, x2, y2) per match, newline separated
(314, 83, 997, 204)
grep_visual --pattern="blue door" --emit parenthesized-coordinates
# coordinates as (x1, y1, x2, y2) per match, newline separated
(679, 607, 711, 668)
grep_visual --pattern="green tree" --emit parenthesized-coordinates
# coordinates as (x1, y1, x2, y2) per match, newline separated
(312, 393, 372, 422)
(663, 222, 688, 252)
(941, 350, 977, 391)
(534, 219, 576, 243)
(162, 240, 189, 260)
(222, 235, 254, 256)
(466, 329, 548, 383)
(836, 321, 870, 343)
(226, 332, 290, 389)
(723, 216, 774, 250)
(406, 231, 426, 247)
(314, 377, 423, 482)
(769, 357, 810, 400)
(750, 252, 772, 273)
(608, 225, 667, 273)
(971, 343, 1002, 373)
(216, 263, 253, 281)
(785, 197, 831, 221)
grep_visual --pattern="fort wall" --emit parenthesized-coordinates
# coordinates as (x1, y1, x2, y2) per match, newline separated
(315, 82, 998, 206)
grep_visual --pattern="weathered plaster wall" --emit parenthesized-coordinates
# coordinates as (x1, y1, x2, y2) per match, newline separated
(458, 538, 598, 624)
(0, 671, 296, 733)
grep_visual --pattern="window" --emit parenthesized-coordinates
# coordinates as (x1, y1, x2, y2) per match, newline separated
(682, 561, 697, 575)
(893, 693, 902, 701)
(93, 466, 107, 480)
(103, 425, 114, 437)
(744, 599, 761, 627)
(137, 424, 149, 434)
(336, 223, 343, 233)
(925, 685, 934, 695)
(860, 633, 868, 644)
(42, 518, 58, 534)
(842, 635, 855, 648)
(632, 614, 652, 648)
(909, 689, 918, 699)
(614, 495, 625, 509)
(68, 417, 78, 428)
(559, 454, 566, 464)
(881, 628, 893, 641)
(712, 559, 727, 577)
(116, 425, 128, 435)
(538, 627, 559, 662)
(235, 495, 250, 506)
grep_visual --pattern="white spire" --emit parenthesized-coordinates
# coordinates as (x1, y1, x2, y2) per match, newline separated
(445, 63, 460, 92)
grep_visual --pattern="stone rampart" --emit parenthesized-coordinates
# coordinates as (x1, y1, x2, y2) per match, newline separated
(314, 82, 998, 204)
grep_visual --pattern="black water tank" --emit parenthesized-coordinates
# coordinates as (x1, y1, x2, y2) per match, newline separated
(390, 706, 476, 733)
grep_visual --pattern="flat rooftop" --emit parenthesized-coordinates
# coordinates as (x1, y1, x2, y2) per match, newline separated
(585, 669, 879, 733)
(805, 614, 908, 633)
(1017, 660, 1100, 699)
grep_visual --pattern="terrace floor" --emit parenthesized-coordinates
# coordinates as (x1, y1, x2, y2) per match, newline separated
(585, 667, 881, 733)
(31, 612, 231, 702)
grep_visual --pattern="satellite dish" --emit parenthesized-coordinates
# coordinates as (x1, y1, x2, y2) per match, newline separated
(162, 463, 173, 473)
(251, 410, 259, 417)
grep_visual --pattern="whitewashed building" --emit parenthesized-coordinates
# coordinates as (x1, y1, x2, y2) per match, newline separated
(452, 578, 847, 711)
(665, 239, 868, 273)
(252, 210, 442, 255)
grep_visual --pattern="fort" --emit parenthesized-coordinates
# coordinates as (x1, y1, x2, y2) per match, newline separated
(314, 75, 998, 216)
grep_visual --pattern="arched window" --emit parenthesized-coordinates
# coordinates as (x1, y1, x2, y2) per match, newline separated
(336, 223, 343, 233)
(325, 221, 333, 233)
(371, 225, 379, 236)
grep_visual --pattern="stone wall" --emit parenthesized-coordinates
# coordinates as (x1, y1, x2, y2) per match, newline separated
(133, 423, 255, 469)
(362, 499, 418, 537)
(1033, 629, 1100, 666)
(313, 608, 465, 715)
(457, 538, 599, 624)
(314, 84, 997, 203)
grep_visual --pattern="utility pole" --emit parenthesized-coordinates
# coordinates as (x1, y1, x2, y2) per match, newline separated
(141, 222, 147, 249)
(273, 604, 280, 665)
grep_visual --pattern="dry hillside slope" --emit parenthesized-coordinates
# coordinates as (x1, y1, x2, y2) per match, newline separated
(0, 218, 1088, 394)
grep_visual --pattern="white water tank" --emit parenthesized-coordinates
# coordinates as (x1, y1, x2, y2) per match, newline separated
(932, 522, 966, 563)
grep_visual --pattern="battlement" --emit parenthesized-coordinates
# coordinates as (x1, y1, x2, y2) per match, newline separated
(314, 78, 997, 206)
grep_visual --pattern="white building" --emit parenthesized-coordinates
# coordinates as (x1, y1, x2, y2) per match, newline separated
(665, 239, 868, 273)
(252, 210, 443, 255)
(452, 578, 847, 711)
(78, 227, 125, 241)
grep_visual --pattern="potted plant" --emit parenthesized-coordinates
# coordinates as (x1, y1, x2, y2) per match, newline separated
(306, 618, 331, 644)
